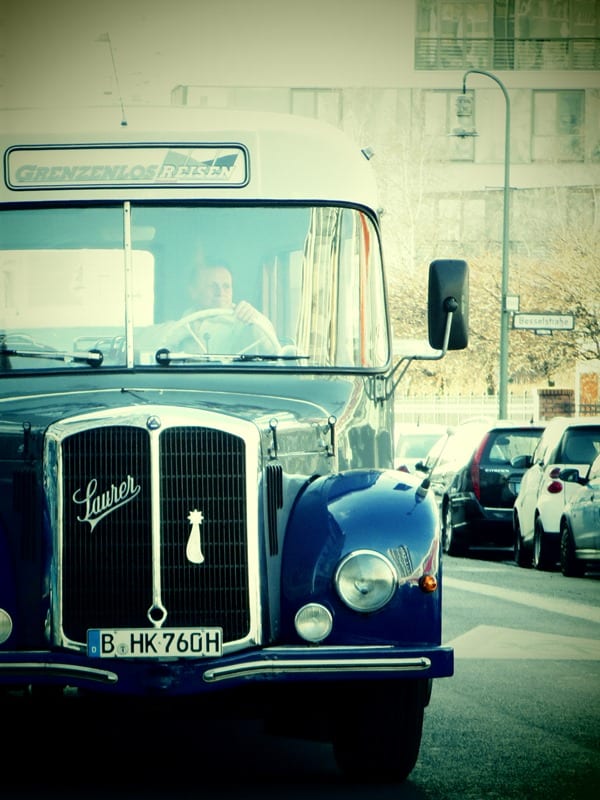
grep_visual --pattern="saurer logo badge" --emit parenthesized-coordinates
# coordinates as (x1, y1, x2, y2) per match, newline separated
(72, 476, 141, 530)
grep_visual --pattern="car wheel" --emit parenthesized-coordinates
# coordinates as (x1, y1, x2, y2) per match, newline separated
(442, 502, 467, 557)
(332, 680, 425, 783)
(560, 521, 585, 578)
(513, 515, 531, 568)
(532, 517, 554, 571)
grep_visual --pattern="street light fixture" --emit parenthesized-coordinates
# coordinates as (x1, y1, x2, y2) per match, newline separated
(457, 69, 511, 419)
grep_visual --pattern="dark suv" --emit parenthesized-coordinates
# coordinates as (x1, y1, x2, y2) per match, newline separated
(416, 420, 545, 556)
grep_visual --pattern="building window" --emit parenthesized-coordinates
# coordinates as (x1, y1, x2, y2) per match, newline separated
(428, 194, 486, 246)
(290, 89, 342, 127)
(532, 90, 585, 161)
(416, 0, 493, 68)
(493, 0, 515, 68)
(415, 0, 600, 70)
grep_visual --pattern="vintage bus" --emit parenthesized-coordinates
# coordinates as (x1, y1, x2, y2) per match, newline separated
(0, 106, 468, 782)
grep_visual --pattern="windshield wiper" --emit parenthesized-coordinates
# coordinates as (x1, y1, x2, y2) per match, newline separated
(155, 347, 309, 365)
(0, 347, 104, 367)
(233, 353, 310, 362)
(154, 348, 230, 365)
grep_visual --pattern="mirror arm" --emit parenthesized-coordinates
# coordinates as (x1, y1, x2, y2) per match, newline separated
(385, 299, 456, 398)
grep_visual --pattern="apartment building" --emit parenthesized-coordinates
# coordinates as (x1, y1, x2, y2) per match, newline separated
(172, 0, 600, 268)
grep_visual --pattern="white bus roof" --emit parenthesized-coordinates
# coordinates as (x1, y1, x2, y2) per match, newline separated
(0, 106, 379, 208)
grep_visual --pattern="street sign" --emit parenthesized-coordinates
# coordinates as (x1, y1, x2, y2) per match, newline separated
(512, 313, 574, 331)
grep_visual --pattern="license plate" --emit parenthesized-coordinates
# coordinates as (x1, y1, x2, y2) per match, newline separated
(87, 627, 223, 658)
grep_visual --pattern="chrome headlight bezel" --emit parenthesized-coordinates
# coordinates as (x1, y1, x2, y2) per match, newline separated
(334, 549, 398, 613)
(294, 603, 333, 643)
(0, 608, 13, 644)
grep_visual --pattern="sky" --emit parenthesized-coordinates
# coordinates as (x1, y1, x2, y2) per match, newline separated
(0, 0, 403, 110)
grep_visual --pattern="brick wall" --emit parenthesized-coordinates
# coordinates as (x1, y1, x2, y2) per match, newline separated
(537, 388, 575, 420)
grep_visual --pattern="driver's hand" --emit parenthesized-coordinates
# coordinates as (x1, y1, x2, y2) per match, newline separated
(234, 301, 261, 325)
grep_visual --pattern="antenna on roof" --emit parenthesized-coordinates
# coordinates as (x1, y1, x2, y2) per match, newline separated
(96, 32, 128, 127)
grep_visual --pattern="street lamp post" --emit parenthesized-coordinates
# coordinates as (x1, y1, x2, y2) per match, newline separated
(460, 69, 511, 419)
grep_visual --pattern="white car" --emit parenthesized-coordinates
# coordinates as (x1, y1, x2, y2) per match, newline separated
(513, 416, 600, 570)
(559, 452, 600, 577)
(395, 422, 448, 473)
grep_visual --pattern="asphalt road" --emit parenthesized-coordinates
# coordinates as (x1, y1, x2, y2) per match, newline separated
(5, 551, 600, 800)
(411, 551, 600, 799)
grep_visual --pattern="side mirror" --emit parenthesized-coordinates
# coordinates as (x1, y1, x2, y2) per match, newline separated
(558, 467, 583, 484)
(427, 259, 469, 351)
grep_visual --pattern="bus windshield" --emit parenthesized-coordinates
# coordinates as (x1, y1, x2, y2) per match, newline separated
(0, 203, 389, 370)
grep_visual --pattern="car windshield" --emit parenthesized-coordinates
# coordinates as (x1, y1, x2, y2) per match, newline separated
(397, 433, 445, 459)
(556, 427, 600, 464)
(0, 204, 389, 371)
(485, 430, 542, 464)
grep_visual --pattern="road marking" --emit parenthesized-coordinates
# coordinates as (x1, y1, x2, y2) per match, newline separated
(446, 624, 600, 660)
(444, 576, 600, 623)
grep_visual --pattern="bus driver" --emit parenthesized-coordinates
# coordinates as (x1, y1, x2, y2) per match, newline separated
(166, 264, 281, 356)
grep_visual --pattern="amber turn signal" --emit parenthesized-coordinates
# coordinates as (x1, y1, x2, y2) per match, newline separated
(419, 574, 438, 593)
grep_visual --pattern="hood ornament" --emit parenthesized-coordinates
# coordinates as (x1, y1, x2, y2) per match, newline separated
(186, 508, 205, 564)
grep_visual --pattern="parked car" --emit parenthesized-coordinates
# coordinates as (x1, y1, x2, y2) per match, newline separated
(415, 419, 544, 556)
(558, 452, 600, 577)
(395, 422, 448, 473)
(513, 416, 600, 570)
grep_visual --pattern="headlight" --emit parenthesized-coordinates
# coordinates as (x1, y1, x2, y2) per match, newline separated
(295, 603, 333, 643)
(0, 608, 13, 644)
(335, 550, 397, 612)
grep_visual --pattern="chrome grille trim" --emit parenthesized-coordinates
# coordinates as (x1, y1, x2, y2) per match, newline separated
(46, 406, 262, 653)
(203, 656, 432, 682)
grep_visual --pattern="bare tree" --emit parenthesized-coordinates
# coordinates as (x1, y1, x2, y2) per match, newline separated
(389, 228, 599, 394)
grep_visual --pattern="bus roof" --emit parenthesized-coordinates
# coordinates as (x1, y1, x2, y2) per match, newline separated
(0, 106, 380, 208)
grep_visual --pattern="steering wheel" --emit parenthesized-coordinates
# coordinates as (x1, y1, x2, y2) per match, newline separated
(167, 307, 281, 355)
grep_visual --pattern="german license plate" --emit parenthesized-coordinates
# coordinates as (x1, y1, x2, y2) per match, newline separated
(87, 627, 223, 658)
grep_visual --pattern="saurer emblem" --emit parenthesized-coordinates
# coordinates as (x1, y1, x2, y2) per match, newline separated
(72, 476, 141, 531)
